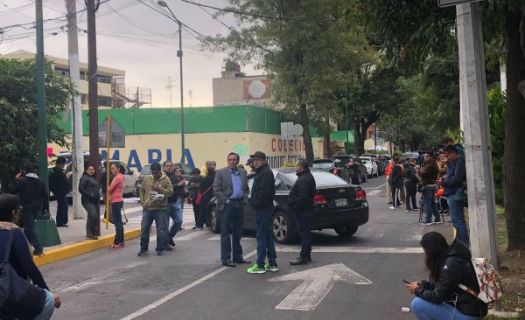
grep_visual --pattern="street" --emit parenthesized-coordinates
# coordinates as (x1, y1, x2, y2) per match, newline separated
(41, 177, 453, 320)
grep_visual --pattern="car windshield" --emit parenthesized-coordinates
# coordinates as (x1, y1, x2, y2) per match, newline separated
(284, 171, 348, 188)
(312, 162, 333, 169)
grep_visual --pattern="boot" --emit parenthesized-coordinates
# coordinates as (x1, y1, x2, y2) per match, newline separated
(289, 257, 308, 265)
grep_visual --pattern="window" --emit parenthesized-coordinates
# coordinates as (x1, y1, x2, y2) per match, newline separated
(98, 97, 112, 107)
(97, 75, 112, 84)
(55, 67, 69, 77)
(283, 171, 347, 188)
(312, 162, 333, 170)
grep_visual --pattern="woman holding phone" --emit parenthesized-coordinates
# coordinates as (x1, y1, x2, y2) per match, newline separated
(108, 163, 125, 248)
(405, 232, 487, 319)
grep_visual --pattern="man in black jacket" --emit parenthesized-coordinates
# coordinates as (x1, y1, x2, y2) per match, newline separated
(389, 157, 402, 209)
(9, 165, 49, 255)
(49, 156, 69, 227)
(247, 151, 277, 274)
(288, 159, 316, 265)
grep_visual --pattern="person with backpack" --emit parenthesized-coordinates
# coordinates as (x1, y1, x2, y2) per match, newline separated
(405, 232, 487, 320)
(403, 159, 419, 212)
(0, 193, 61, 319)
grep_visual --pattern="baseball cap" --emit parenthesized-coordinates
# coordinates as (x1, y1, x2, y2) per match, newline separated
(250, 151, 266, 160)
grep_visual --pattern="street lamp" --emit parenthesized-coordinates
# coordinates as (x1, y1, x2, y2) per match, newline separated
(158, 0, 185, 164)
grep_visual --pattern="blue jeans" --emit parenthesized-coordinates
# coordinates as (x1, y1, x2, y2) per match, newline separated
(219, 200, 245, 263)
(112, 201, 124, 245)
(140, 209, 168, 252)
(411, 297, 481, 320)
(448, 192, 469, 246)
(33, 289, 55, 320)
(255, 207, 277, 268)
(166, 200, 183, 238)
(422, 186, 440, 223)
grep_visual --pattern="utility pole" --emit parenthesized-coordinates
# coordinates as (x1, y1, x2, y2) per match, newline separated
(177, 19, 186, 164)
(167, 76, 173, 108)
(66, 0, 85, 219)
(456, 2, 498, 264)
(87, 0, 100, 171)
(35, 0, 48, 189)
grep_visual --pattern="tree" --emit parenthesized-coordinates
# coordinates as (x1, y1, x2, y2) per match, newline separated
(0, 58, 73, 190)
(359, 0, 525, 250)
(208, 0, 374, 163)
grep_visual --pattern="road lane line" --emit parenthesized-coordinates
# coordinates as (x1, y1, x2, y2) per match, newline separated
(367, 190, 381, 196)
(275, 246, 423, 254)
(120, 250, 257, 320)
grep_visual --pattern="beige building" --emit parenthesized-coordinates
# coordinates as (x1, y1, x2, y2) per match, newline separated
(213, 62, 272, 107)
(1, 50, 133, 108)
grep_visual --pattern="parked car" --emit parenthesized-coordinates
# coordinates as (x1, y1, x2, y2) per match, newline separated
(99, 160, 138, 196)
(133, 164, 151, 197)
(312, 159, 350, 182)
(363, 154, 384, 176)
(360, 156, 378, 177)
(332, 155, 367, 183)
(207, 168, 369, 244)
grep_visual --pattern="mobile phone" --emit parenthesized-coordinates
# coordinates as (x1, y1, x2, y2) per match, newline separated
(402, 279, 410, 284)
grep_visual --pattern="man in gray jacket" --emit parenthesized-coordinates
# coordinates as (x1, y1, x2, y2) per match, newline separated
(214, 152, 250, 267)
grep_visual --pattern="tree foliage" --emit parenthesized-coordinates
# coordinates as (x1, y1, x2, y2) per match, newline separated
(0, 58, 73, 190)
(208, 0, 375, 162)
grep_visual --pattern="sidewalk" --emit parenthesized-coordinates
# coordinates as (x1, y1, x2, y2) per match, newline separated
(34, 200, 143, 267)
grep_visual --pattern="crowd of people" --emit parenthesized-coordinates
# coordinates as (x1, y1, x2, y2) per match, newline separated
(385, 137, 470, 245)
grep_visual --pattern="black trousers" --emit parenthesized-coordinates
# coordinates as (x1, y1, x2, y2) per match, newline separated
(391, 185, 401, 208)
(196, 193, 212, 228)
(21, 203, 42, 251)
(83, 199, 100, 237)
(294, 211, 312, 259)
(55, 192, 69, 226)
(405, 182, 418, 210)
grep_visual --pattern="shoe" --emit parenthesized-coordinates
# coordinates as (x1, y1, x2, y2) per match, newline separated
(163, 246, 173, 251)
(433, 220, 443, 225)
(233, 259, 251, 264)
(111, 244, 124, 249)
(419, 222, 433, 226)
(264, 263, 279, 272)
(169, 239, 176, 247)
(389, 206, 396, 210)
(387, 202, 393, 204)
(137, 249, 148, 257)
(86, 235, 98, 240)
(247, 263, 266, 274)
(191, 226, 198, 230)
(197, 227, 204, 231)
(289, 257, 308, 265)
(56, 224, 69, 228)
(222, 260, 236, 267)
(156, 250, 164, 256)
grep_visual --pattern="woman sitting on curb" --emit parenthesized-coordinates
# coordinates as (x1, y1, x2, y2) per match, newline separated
(0, 193, 61, 320)
(405, 232, 487, 320)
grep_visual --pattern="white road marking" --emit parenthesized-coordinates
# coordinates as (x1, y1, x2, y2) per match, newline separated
(367, 189, 382, 196)
(275, 246, 423, 254)
(56, 262, 147, 293)
(363, 182, 386, 190)
(176, 231, 209, 241)
(268, 263, 372, 311)
(207, 235, 221, 241)
(120, 250, 257, 320)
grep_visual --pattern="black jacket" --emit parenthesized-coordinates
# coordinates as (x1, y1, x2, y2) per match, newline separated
(288, 169, 316, 213)
(415, 240, 488, 317)
(390, 164, 403, 188)
(404, 164, 418, 184)
(250, 164, 275, 210)
(49, 167, 69, 195)
(8, 174, 49, 212)
(167, 173, 185, 203)
(79, 174, 100, 203)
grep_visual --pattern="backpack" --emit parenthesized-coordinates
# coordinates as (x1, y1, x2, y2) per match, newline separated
(459, 257, 503, 304)
(0, 230, 45, 315)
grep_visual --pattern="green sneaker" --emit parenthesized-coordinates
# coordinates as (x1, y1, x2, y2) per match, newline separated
(265, 263, 279, 272)
(247, 263, 266, 274)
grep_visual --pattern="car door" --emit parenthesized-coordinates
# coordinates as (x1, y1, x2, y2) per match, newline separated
(120, 162, 135, 195)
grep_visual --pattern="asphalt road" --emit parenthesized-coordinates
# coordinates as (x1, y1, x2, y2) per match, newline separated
(41, 176, 454, 320)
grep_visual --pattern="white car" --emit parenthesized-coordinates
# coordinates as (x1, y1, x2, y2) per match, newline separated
(359, 156, 378, 177)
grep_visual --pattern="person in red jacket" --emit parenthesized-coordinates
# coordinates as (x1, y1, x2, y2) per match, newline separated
(385, 160, 393, 204)
(108, 163, 125, 248)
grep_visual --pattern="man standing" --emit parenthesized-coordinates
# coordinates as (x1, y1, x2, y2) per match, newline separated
(9, 165, 49, 255)
(389, 157, 402, 209)
(49, 156, 69, 227)
(138, 163, 173, 256)
(288, 159, 316, 265)
(195, 161, 216, 230)
(163, 161, 185, 248)
(439, 145, 468, 245)
(418, 153, 440, 225)
(247, 151, 277, 274)
(213, 153, 250, 267)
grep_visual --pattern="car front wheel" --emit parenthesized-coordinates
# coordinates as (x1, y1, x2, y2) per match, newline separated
(272, 211, 297, 244)
(334, 225, 358, 237)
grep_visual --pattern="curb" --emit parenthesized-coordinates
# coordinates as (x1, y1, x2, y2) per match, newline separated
(34, 228, 141, 267)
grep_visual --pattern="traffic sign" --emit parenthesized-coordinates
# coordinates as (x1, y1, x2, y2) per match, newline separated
(98, 116, 125, 148)
(438, 0, 482, 8)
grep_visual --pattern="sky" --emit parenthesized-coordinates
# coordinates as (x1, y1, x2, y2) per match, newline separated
(0, 0, 259, 107)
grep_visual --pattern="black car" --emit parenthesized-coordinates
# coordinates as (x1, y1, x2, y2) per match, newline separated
(207, 168, 369, 244)
(312, 159, 350, 182)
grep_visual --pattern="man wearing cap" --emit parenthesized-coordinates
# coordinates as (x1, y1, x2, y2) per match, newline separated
(247, 151, 277, 274)
(213, 152, 250, 267)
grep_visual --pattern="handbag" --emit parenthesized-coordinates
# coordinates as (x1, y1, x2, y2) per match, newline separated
(0, 230, 45, 315)
(195, 186, 212, 206)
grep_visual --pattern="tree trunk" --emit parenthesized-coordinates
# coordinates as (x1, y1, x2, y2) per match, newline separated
(299, 103, 314, 164)
(324, 116, 332, 158)
(503, 9, 525, 250)
(353, 118, 366, 156)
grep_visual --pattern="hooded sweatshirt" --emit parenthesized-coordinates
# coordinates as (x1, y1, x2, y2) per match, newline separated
(139, 173, 173, 211)
(8, 173, 49, 211)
